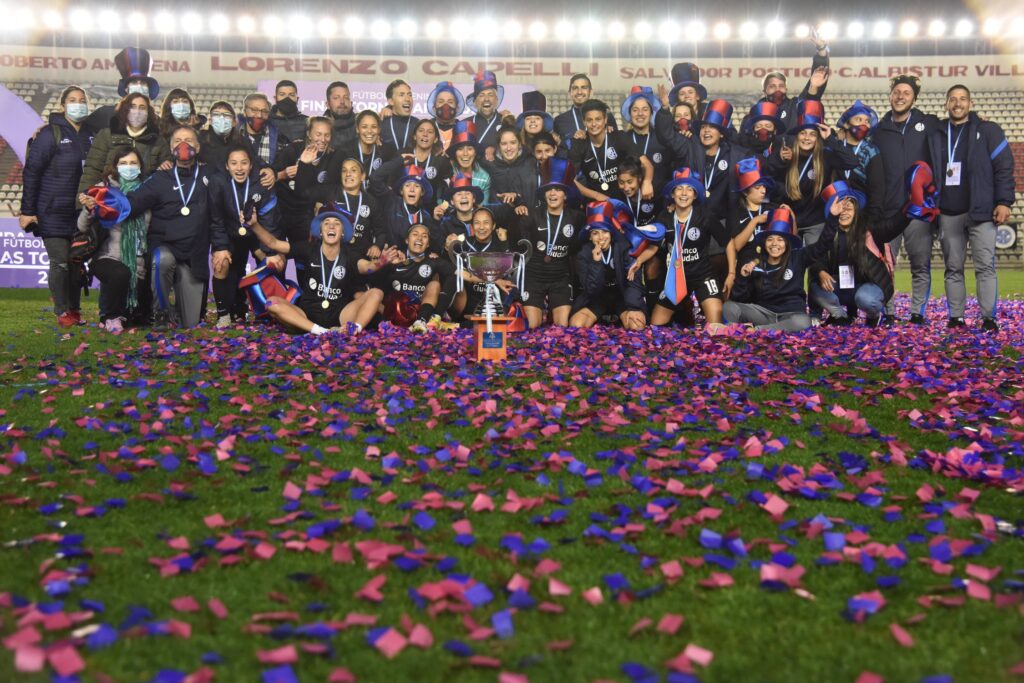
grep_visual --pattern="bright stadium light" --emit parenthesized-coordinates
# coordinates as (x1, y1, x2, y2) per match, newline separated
(503, 19, 522, 40)
(684, 20, 705, 41)
(424, 19, 444, 39)
(528, 20, 547, 40)
(370, 19, 391, 40)
(397, 18, 419, 39)
(580, 18, 602, 42)
(633, 20, 652, 41)
(899, 20, 919, 38)
(847, 21, 865, 39)
(12, 9, 35, 31)
(739, 21, 758, 40)
(554, 19, 575, 40)
(1011, 17, 1024, 35)
(765, 20, 784, 40)
(237, 15, 256, 35)
(98, 9, 122, 32)
(42, 9, 63, 30)
(794, 23, 810, 39)
(343, 17, 364, 38)
(981, 17, 999, 37)
(713, 22, 731, 40)
(607, 20, 626, 41)
(127, 11, 147, 32)
(209, 13, 230, 35)
(953, 19, 973, 38)
(154, 11, 176, 34)
(817, 21, 838, 41)
(69, 8, 94, 32)
(872, 20, 892, 39)
(474, 18, 497, 41)
(317, 17, 337, 38)
(927, 19, 946, 38)
(449, 18, 471, 39)
(288, 14, 313, 39)
(182, 12, 203, 35)
(262, 15, 284, 38)
(662, 19, 683, 42)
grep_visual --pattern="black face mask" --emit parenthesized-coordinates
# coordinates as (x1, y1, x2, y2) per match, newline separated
(276, 98, 298, 117)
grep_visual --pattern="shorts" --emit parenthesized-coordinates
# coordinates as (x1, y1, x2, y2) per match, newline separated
(523, 274, 573, 310)
(656, 260, 723, 308)
(300, 298, 349, 328)
(572, 288, 642, 318)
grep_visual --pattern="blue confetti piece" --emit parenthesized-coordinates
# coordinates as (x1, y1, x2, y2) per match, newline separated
(823, 532, 846, 551)
(621, 662, 659, 683)
(413, 511, 436, 530)
(930, 541, 953, 563)
(603, 573, 630, 592)
(150, 670, 186, 683)
(443, 640, 474, 657)
(201, 652, 224, 665)
(80, 599, 105, 613)
(85, 623, 118, 650)
(463, 582, 494, 607)
(699, 529, 722, 549)
(262, 665, 299, 683)
(725, 537, 747, 557)
(352, 509, 375, 531)
(492, 609, 514, 639)
(508, 590, 536, 610)
(160, 455, 180, 472)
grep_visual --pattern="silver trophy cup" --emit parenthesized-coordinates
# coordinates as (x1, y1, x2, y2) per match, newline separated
(452, 239, 532, 332)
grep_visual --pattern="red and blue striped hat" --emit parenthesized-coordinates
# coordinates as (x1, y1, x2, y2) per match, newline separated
(668, 62, 707, 105)
(621, 86, 661, 125)
(821, 180, 866, 220)
(538, 157, 576, 194)
(114, 47, 159, 99)
(427, 81, 466, 118)
(467, 70, 504, 111)
(701, 99, 733, 132)
(755, 206, 801, 247)
(447, 119, 481, 158)
(734, 156, 775, 193)
(392, 165, 434, 202)
(584, 199, 631, 234)
(787, 99, 827, 134)
(663, 167, 707, 203)
(836, 99, 879, 130)
(743, 100, 784, 134)
(445, 173, 483, 203)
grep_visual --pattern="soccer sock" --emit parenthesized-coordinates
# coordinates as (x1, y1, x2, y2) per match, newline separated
(418, 303, 436, 322)
(212, 278, 232, 317)
(310, 324, 328, 335)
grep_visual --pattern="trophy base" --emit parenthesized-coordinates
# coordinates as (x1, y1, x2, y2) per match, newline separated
(467, 316, 513, 362)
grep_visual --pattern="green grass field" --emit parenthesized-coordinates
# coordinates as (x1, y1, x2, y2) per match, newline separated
(0, 273, 1022, 683)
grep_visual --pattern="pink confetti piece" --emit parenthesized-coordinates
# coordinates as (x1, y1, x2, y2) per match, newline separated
(966, 564, 1001, 582)
(889, 624, 914, 648)
(471, 493, 494, 512)
(660, 560, 684, 580)
(629, 618, 653, 636)
(582, 587, 603, 605)
(282, 481, 302, 500)
(14, 646, 45, 673)
(170, 596, 201, 613)
(657, 613, 685, 635)
(856, 672, 885, 683)
(47, 644, 85, 676)
(257, 644, 298, 664)
(966, 581, 992, 601)
(328, 669, 357, 683)
(254, 542, 277, 560)
(356, 575, 387, 603)
(207, 598, 229, 619)
(683, 643, 714, 667)
(761, 494, 789, 517)
(407, 624, 433, 648)
(374, 628, 407, 659)
(203, 513, 226, 529)
(548, 579, 572, 597)
(498, 673, 530, 683)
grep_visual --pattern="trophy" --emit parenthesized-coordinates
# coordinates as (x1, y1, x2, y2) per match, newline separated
(451, 239, 531, 361)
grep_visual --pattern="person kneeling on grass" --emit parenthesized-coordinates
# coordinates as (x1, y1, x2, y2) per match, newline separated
(449, 207, 519, 322)
(569, 201, 652, 331)
(361, 223, 459, 333)
(724, 204, 839, 331)
(245, 205, 383, 335)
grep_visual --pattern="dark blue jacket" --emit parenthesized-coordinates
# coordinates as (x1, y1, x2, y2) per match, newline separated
(872, 108, 940, 217)
(367, 156, 441, 253)
(927, 112, 1015, 222)
(576, 232, 645, 311)
(738, 52, 830, 132)
(209, 171, 280, 252)
(21, 113, 93, 238)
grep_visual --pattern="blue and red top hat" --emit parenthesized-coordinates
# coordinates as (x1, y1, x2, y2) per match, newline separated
(86, 185, 132, 227)
(821, 180, 867, 220)
(238, 262, 300, 318)
(467, 70, 504, 111)
(538, 157, 576, 194)
(701, 99, 733, 133)
(310, 204, 355, 243)
(836, 99, 879, 131)
(734, 156, 775, 193)
(114, 47, 159, 100)
(668, 62, 708, 105)
(620, 86, 661, 125)
(447, 119, 481, 158)
(445, 173, 484, 203)
(516, 91, 554, 132)
(903, 161, 939, 223)
(663, 167, 707, 203)
(787, 99, 827, 134)
(584, 199, 631, 235)
(755, 207, 801, 247)
(743, 101, 784, 134)
(427, 81, 466, 119)
(392, 165, 434, 203)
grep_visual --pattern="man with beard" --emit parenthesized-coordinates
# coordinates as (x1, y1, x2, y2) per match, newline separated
(380, 80, 420, 153)
(270, 80, 309, 144)
(465, 70, 508, 159)
(554, 73, 618, 147)
(324, 81, 357, 150)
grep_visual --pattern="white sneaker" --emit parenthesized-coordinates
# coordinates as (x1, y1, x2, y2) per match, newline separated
(410, 319, 428, 333)
(216, 315, 231, 329)
(104, 317, 124, 334)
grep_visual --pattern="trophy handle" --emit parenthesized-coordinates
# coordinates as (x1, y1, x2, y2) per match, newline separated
(514, 239, 533, 264)
(446, 237, 467, 263)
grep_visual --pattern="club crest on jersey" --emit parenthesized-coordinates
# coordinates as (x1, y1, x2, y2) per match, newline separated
(589, 171, 599, 180)
(641, 203, 654, 213)
(718, 159, 728, 171)
(426, 167, 437, 179)
(562, 224, 574, 238)
(308, 277, 317, 289)
(537, 240, 547, 252)
(915, 122, 925, 132)
(318, 171, 327, 183)
(807, 169, 816, 180)
(372, 158, 382, 169)
(253, 193, 261, 202)
(203, 176, 209, 186)
(521, 290, 530, 301)
(391, 280, 401, 290)
(652, 153, 663, 163)
(360, 205, 371, 217)
(687, 227, 701, 240)
(419, 264, 432, 278)
(333, 265, 346, 279)
(783, 269, 794, 280)
(606, 147, 618, 160)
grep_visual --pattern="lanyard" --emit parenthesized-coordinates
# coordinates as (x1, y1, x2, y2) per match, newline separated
(319, 249, 339, 302)
(899, 117, 911, 136)
(404, 205, 420, 225)
(467, 237, 492, 252)
(628, 193, 642, 222)
(231, 176, 250, 225)
(417, 151, 432, 172)
(389, 117, 410, 150)
(632, 131, 650, 157)
(358, 145, 376, 189)
(546, 211, 564, 253)
(947, 121, 965, 168)
(843, 140, 862, 180)
(572, 108, 581, 131)
(673, 210, 694, 262)
(590, 139, 610, 182)
(343, 191, 363, 224)
(798, 154, 814, 184)
(745, 205, 763, 224)
(600, 247, 613, 266)
(478, 113, 498, 142)
(704, 149, 721, 191)
(174, 166, 198, 210)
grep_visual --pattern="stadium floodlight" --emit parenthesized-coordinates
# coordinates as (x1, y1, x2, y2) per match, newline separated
(554, 19, 575, 40)
(739, 21, 758, 40)
(872, 20, 892, 39)
(42, 9, 63, 30)
(209, 13, 231, 35)
(794, 23, 810, 39)
(503, 19, 522, 40)
(449, 17, 471, 39)
(662, 18, 683, 42)
(127, 11, 147, 32)
(369, 19, 391, 40)
(817, 21, 838, 41)
(899, 20, 918, 38)
(182, 12, 203, 36)
(12, 9, 35, 31)
(99, 9, 122, 32)
(953, 19, 972, 38)
(527, 20, 547, 40)
(262, 15, 284, 38)
(288, 14, 313, 39)
(397, 18, 419, 39)
(927, 19, 946, 38)
(474, 18, 497, 42)
(765, 20, 784, 40)
(607, 20, 626, 41)
(343, 17, 364, 38)
(846, 21, 865, 39)
(1011, 17, 1024, 35)
(981, 17, 999, 37)
(237, 15, 256, 35)
(713, 21, 731, 41)
(69, 8, 94, 32)
(684, 20, 704, 41)
(633, 20, 653, 41)
(154, 11, 176, 34)
(317, 17, 337, 38)
(424, 19, 444, 39)
(580, 18, 602, 42)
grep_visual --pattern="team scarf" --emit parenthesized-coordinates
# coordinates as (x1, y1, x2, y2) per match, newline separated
(116, 177, 148, 309)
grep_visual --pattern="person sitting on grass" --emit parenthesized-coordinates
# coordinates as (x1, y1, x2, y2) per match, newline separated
(245, 205, 383, 335)
(449, 207, 518, 323)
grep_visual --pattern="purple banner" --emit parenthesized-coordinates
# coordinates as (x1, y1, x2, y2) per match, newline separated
(0, 217, 49, 287)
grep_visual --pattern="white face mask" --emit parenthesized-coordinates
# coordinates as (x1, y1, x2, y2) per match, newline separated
(171, 102, 192, 122)
(127, 83, 148, 96)
(65, 102, 89, 122)
(211, 115, 234, 135)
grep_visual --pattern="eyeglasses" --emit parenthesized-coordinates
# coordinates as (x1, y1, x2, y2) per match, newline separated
(246, 108, 270, 116)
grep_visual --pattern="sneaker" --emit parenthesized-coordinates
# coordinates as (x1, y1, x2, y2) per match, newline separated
(981, 317, 999, 332)
(104, 317, 124, 334)
(426, 315, 459, 332)
(909, 313, 926, 325)
(57, 312, 78, 328)
(947, 317, 966, 329)
(216, 314, 232, 329)
(410, 319, 428, 334)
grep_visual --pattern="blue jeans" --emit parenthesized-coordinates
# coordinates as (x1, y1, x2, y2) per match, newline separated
(810, 282, 885, 319)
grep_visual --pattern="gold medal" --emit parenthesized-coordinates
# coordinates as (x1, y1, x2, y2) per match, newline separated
(321, 300, 330, 309)
(706, 190, 711, 198)
(600, 182, 609, 191)
(181, 206, 190, 216)
(239, 227, 247, 236)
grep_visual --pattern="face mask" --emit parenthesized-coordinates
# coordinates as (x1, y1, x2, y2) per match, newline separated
(276, 97, 298, 117)
(117, 164, 141, 181)
(436, 104, 456, 121)
(676, 118, 690, 134)
(848, 124, 870, 141)
(127, 83, 148, 96)
(769, 91, 786, 106)
(173, 142, 196, 163)
(171, 102, 192, 122)
(211, 115, 234, 135)
(65, 103, 89, 123)
(247, 116, 267, 133)
(127, 109, 149, 129)
(755, 128, 773, 143)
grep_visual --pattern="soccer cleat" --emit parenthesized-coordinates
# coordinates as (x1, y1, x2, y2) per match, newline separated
(947, 317, 966, 329)
(909, 313, 926, 325)
(216, 315, 232, 329)
(57, 312, 78, 328)
(981, 317, 998, 332)
(410, 319, 428, 334)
